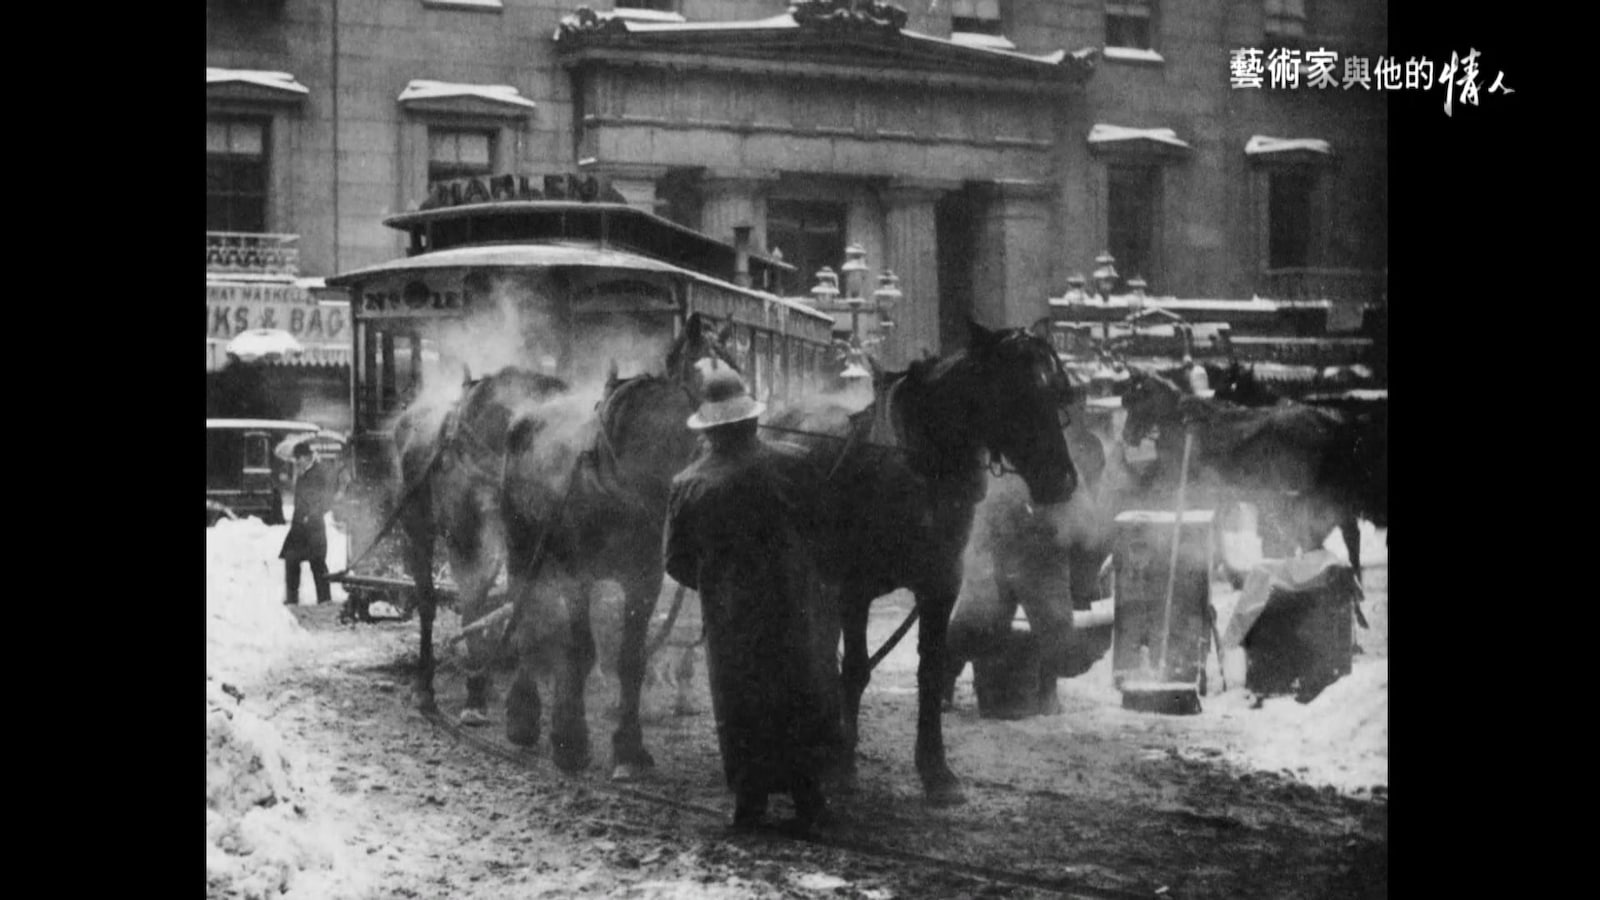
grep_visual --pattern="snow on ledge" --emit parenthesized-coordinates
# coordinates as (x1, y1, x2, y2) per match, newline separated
(605, 7, 687, 23)
(949, 31, 1018, 51)
(206, 68, 309, 95)
(1088, 124, 1191, 149)
(398, 80, 537, 110)
(622, 13, 798, 33)
(1246, 135, 1333, 156)
(422, 0, 504, 10)
(1103, 46, 1165, 64)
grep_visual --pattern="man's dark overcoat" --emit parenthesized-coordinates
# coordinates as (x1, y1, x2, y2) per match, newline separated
(663, 437, 843, 798)
(279, 460, 336, 562)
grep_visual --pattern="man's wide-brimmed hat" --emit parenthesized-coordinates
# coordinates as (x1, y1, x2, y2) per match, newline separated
(687, 367, 765, 430)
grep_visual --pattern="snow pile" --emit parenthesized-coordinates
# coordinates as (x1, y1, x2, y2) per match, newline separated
(207, 518, 308, 683)
(206, 678, 350, 899)
(1204, 660, 1388, 794)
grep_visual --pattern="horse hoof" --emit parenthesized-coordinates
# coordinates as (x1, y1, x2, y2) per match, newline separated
(553, 750, 592, 774)
(506, 722, 540, 747)
(610, 762, 652, 783)
(459, 708, 490, 727)
(928, 771, 960, 807)
(552, 737, 592, 774)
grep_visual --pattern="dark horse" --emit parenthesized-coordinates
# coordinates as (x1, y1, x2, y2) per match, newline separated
(1119, 368, 1376, 582)
(391, 316, 728, 773)
(765, 320, 1079, 803)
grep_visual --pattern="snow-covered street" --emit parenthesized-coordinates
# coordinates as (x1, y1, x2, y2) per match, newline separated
(207, 516, 1386, 899)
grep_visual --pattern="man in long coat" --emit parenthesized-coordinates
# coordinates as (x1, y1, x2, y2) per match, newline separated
(663, 368, 842, 831)
(280, 441, 337, 605)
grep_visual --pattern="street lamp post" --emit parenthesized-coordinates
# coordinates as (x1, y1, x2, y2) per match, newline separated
(809, 244, 907, 378)
(840, 242, 870, 343)
(1093, 251, 1119, 302)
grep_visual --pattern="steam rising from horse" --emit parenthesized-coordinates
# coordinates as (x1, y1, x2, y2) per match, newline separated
(390, 316, 728, 774)
(1118, 369, 1381, 582)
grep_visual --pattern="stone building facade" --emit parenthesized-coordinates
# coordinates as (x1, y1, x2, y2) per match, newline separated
(207, 0, 1386, 370)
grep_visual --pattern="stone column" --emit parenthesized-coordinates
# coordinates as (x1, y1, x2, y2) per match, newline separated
(972, 179, 1057, 330)
(881, 179, 955, 368)
(698, 169, 779, 254)
(580, 162, 669, 214)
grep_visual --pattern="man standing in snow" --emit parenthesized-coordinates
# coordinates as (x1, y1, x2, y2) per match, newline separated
(280, 441, 336, 606)
(663, 367, 842, 832)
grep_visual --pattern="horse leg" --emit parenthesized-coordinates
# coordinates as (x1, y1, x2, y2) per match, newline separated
(549, 573, 595, 773)
(505, 652, 542, 748)
(400, 510, 439, 713)
(610, 567, 663, 782)
(834, 591, 872, 790)
(445, 495, 503, 724)
(915, 586, 965, 805)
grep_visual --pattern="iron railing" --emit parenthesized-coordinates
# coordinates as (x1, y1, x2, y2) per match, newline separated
(206, 232, 301, 276)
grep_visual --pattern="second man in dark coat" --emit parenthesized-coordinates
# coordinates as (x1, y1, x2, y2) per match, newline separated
(663, 367, 843, 831)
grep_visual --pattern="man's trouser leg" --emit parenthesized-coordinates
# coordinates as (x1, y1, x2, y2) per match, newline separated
(284, 561, 301, 606)
(309, 558, 333, 604)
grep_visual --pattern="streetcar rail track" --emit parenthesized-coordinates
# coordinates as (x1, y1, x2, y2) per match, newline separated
(423, 708, 1159, 900)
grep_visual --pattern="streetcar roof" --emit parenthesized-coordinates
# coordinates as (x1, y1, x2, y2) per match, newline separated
(206, 419, 324, 433)
(328, 241, 835, 326)
(380, 199, 795, 284)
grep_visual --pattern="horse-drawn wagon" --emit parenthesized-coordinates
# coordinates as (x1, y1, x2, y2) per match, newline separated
(323, 173, 840, 616)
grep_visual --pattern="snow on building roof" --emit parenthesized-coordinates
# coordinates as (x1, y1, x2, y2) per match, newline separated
(561, 10, 1084, 69)
(1103, 46, 1165, 64)
(605, 8, 688, 25)
(610, 12, 798, 33)
(1246, 135, 1333, 156)
(397, 80, 537, 110)
(1088, 124, 1191, 149)
(206, 67, 309, 95)
(949, 31, 1018, 51)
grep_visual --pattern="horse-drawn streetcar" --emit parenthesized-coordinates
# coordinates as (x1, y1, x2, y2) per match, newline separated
(325, 173, 839, 614)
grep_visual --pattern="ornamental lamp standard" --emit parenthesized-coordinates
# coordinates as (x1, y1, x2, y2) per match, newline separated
(810, 266, 840, 307)
(1064, 273, 1088, 303)
(1092, 251, 1119, 302)
(872, 269, 903, 334)
(1126, 275, 1148, 314)
(840, 242, 871, 342)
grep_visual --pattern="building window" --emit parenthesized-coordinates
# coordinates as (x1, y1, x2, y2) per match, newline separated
(766, 200, 847, 297)
(951, 0, 1003, 36)
(1105, 1, 1154, 50)
(1107, 165, 1159, 286)
(427, 128, 495, 183)
(207, 119, 269, 233)
(613, 0, 676, 11)
(1263, 0, 1308, 38)
(1268, 170, 1314, 269)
